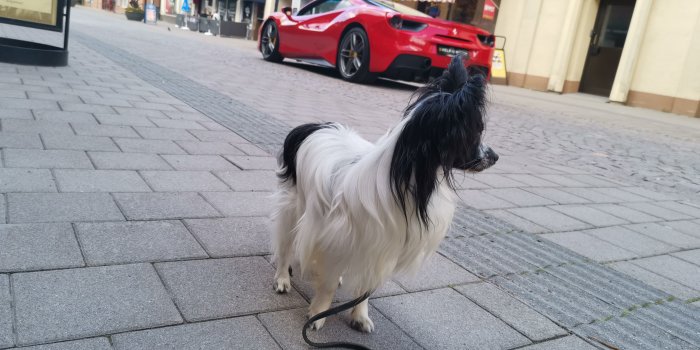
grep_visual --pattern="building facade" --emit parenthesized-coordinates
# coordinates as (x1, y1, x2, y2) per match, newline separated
(494, 0, 700, 117)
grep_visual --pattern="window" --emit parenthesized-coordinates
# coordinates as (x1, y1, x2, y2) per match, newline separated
(297, 0, 351, 16)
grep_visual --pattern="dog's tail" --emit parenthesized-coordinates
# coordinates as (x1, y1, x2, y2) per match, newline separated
(278, 122, 336, 185)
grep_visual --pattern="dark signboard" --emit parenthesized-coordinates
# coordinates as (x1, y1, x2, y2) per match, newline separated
(0, 0, 66, 32)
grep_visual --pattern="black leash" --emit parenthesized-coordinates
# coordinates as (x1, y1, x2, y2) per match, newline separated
(302, 291, 373, 350)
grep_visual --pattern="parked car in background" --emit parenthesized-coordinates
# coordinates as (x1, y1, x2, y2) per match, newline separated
(258, 0, 495, 83)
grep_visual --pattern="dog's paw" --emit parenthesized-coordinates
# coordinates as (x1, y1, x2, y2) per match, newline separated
(350, 315, 375, 333)
(273, 277, 291, 293)
(306, 314, 327, 331)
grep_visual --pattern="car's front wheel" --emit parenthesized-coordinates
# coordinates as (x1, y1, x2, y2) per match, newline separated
(337, 27, 375, 84)
(261, 21, 283, 63)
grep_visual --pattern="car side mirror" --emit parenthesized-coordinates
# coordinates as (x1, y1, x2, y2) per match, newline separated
(282, 6, 293, 17)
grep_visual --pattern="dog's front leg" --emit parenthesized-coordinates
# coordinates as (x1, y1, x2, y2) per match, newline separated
(350, 296, 375, 333)
(307, 260, 339, 331)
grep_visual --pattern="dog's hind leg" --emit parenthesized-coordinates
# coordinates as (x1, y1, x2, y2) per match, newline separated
(272, 194, 297, 294)
(350, 295, 375, 333)
(307, 254, 340, 331)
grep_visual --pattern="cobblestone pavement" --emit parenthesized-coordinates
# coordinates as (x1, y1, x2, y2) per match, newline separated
(0, 7, 699, 350)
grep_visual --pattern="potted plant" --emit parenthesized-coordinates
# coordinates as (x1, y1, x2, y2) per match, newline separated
(125, 0, 144, 21)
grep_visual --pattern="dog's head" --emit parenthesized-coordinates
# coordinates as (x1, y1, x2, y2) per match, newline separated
(391, 54, 497, 225)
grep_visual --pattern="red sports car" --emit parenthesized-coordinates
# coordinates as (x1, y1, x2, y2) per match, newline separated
(258, 0, 495, 83)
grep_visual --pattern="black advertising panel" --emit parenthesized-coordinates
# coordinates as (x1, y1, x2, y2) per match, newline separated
(0, 0, 66, 32)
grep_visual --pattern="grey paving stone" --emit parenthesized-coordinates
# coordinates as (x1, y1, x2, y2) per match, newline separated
(0, 97, 58, 110)
(113, 138, 186, 154)
(184, 217, 270, 257)
(71, 123, 139, 138)
(259, 305, 421, 350)
(625, 223, 700, 249)
(198, 120, 228, 131)
(112, 317, 279, 350)
(608, 261, 699, 300)
(234, 143, 270, 156)
(536, 174, 590, 187)
(508, 207, 591, 231)
(589, 187, 651, 202)
(32, 111, 97, 124)
(0, 275, 12, 349)
(394, 254, 479, 292)
(542, 231, 637, 262)
(518, 335, 597, 350)
(0, 223, 84, 272)
(502, 174, 560, 187)
(519, 188, 590, 204)
(113, 192, 221, 220)
(54, 169, 151, 192)
(201, 191, 273, 216)
(622, 202, 692, 221)
(8, 193, 124, 223)
(88, 152, 172, 170)
(0, 168, 57, 192)
(619, 186, 679, 201)
(632, 255, 700, 290)
(13, 264, 183, 346)
(0, 132, 42, 149)
(0, 88, 27, 98)
(76, 221, 207, 265)
(458, 189, 516, 210)
(3, 149, 93, 169)
(140, 171, 229, 192)
(0, 108, 32, 120)
(161, 155, 238, 171)
(134, 127, 197, 141)
(664, 220, 700, 239)
(485, 188, 556, 207)
(453, 175, 491, 189)
(175, 140, 244, 155)
(372, 288, 530, 350)
(149, 118, 207, 130)
(190, 130, 246, 143)
(81, 96, 133, 107)
(484, 209, 550, 233)
(589, 204, 662, 223)
(559, 187, 622, 203)
(155, 257, 307, 321)
(131, 101, 178, 112)
(163, 111, 209, 121)
(455, 282, 566, 341)
(58, 102, 115, 114)
(655, 201, 700, 218)
(471, 173, 527, 187)
(223, 155, 276, 170)
(549, 205, 630, 226)
(214, 170, 277, 191)
(1, 119, 74, 135)
(114, 107, 167, 118)
(16, 338, 112, 350)
(42, 134, 119, 152)
(567, 175, 624, 188)
(584, 226, 677, 256)
(95, 114, 155, 127)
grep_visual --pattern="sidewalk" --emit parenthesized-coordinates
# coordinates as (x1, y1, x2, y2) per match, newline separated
(1, 8, 699, 350)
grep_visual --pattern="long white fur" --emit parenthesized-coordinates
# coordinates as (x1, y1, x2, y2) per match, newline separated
(272, 116, 458, 330)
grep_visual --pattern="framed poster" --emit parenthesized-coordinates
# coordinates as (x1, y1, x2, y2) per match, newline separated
(0, 0, 65, 31)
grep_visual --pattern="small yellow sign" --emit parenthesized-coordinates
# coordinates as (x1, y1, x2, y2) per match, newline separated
(0, 0, 59, 27)
(491, 49, 507, 80)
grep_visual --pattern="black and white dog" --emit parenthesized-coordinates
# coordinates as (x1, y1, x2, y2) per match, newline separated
(272, 54, 498, 333)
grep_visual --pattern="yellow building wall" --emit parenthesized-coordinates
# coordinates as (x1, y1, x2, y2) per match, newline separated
(627, 0, 700, 115)
(522, 0, 568, 89)
(564, 0, 598, 92)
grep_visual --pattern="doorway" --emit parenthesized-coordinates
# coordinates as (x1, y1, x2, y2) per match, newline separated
(579, 0, 635, 96)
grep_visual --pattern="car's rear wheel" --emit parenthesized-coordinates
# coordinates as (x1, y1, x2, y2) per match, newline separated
(337, 27, 375, 84)
(261, 21, 283, 63)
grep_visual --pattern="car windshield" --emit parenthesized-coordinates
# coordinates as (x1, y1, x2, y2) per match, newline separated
(366, 0, 431, 18)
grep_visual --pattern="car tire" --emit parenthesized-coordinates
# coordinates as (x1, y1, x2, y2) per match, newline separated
(337, 27, 376, 84)
(261, 21, 283, 63)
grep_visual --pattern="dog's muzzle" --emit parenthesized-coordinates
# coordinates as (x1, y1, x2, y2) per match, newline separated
(468, 144, 498, 172)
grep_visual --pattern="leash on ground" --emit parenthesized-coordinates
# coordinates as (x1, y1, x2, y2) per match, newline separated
(302, 291, 373, 350)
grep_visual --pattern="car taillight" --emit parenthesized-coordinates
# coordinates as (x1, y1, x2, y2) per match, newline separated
(387, 14, 427, 31)
(477, 34, 495, 47)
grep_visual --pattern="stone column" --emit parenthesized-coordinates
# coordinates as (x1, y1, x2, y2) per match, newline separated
(547, 0, 584, 93)
(609, 0, 653, 102)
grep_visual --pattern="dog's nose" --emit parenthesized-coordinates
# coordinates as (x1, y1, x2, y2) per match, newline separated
(488, 148, 499, 163)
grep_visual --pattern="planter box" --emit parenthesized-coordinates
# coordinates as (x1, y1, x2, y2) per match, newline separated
(175, 14, 185, 27)
(220, 21, 247, 38)
(125, 12, 144, 21)
(208, 20, 220, 35)
(199, 18, 209, 33)
(186, 17, 199, 31)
